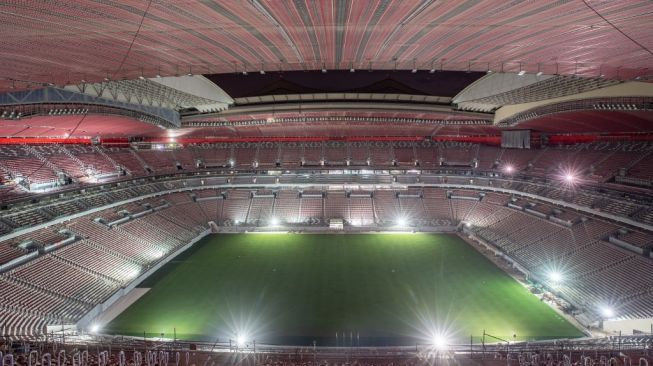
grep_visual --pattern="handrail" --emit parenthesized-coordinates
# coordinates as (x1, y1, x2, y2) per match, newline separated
(3, 174, 652, 244)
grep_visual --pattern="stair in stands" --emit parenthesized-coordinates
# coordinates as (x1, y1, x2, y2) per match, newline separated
(58, 145, 92, 178)
(129, 149, 151, 173)
(93, 146, 123, 173)
(22, 145, 67, 180)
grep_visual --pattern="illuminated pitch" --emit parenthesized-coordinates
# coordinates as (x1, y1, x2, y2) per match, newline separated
(105, 233, 583, 345)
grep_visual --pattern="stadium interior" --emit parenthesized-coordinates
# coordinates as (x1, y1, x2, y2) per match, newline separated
(1, 1, 653, 366)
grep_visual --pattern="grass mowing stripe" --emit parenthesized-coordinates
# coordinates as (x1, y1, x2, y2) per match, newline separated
(106, 233, 583, 345)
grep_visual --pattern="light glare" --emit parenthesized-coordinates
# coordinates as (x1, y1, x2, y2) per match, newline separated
(549, 271, 562, 282)
(432, 334, 448, 350)
(601, 306, 615, 318)
(236, 335, 247, 347)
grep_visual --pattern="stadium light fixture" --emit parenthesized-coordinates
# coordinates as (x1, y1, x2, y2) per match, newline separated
(517, 70, 526, 76)
(601, 306, 615, 319)
(396, 217, 408, 227)
(564, 173, 575, 183)
(504, 165, 514, 173)
(464, 222, 472, 228)
(432, 334, 448, 350)
(90, 324, 100, 333)
(549, 271, 563, 283)
(236, 335, 247, 348)
(269, 217, 279, 227)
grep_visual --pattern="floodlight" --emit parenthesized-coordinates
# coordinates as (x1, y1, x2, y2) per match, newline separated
(229, 159, 235, 167)
(411, 68, 417, 73)
(236, 335, 247, 347)
(396, 217, 408, 227)
(549, 271, 562, 282)
(269, 217, 279, 227)
(601, 306, 615, 318)
(90, 324, 100, 333)
(504, 165, 514, 173)
(564, 173, 575, 183)
(517, 70, 526, 76)
(536, 71, 543, 76)
(350, 68, 355, 73)
(432, 334, 448, 350)
(464, 222, 472, 228)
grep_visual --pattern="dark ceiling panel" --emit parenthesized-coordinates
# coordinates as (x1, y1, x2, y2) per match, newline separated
(206, 70, 484, 98)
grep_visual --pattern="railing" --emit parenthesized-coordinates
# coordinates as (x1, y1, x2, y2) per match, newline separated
(2, 169, 653, 241)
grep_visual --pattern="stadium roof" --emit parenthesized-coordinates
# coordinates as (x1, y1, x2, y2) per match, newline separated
(2, 0, 653, 87)
(1, 1, 652, 139)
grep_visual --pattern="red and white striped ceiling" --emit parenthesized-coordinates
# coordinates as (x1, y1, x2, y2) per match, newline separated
(1, 0, 652, 91)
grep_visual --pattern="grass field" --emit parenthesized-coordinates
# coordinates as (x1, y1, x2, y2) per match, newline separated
(105, 233, 583, 345)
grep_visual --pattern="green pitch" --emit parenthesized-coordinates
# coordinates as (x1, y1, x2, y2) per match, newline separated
(105, 233, 583, 345)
